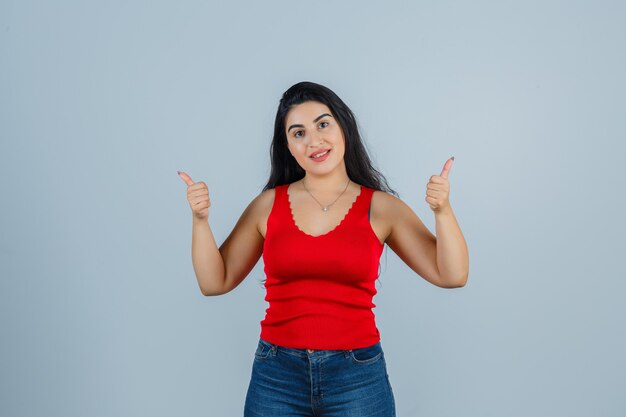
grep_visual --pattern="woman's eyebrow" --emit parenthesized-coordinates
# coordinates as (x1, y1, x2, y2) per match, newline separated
(287, 113, 333, 133)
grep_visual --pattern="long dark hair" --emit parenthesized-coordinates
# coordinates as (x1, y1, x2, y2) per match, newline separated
(262, 81, 398, 197)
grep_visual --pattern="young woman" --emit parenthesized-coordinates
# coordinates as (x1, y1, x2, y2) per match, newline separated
(178, 81, 469, 416)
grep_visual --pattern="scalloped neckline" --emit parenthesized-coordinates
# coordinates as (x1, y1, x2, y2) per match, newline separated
(286, 183, 364, 238)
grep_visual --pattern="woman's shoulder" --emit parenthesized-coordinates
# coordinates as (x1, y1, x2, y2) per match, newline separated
(248, 186, 284, 238)
(370, 188, 400, 206)
(247, 184, 289, 217)
(370, 188, 409, 219)
(250, 186, 278, 211)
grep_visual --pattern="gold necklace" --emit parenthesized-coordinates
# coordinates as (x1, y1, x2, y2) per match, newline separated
(302, 178, 351, 212)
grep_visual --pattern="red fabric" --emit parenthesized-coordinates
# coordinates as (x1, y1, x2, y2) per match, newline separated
(259, 183, 384, 350)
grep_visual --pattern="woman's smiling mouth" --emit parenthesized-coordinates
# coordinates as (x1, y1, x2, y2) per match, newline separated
(310, 149, 331, 161)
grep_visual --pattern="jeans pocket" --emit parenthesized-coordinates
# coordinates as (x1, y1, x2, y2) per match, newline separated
(254, 339, 275, 360)
(349, 342, 384, 365)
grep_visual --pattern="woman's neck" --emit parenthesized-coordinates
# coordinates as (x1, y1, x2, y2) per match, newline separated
(300, 171, 352, 194)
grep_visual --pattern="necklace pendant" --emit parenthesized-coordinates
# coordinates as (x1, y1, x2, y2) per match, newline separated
(322, 207, 329, 212)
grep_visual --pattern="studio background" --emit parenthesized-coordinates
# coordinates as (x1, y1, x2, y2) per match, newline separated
(1, 1, 625, 416)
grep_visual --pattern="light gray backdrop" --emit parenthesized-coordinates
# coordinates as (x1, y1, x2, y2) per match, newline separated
(1, 1, 625, 416)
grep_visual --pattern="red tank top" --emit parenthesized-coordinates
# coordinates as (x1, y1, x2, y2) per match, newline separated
(259, 183, 384, 349)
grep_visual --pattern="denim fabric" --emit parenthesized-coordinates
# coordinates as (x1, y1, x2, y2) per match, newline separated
(244, 338, 396, 416)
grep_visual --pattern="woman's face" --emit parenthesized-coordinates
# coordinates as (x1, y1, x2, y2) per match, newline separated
(284, 101, 346, 175)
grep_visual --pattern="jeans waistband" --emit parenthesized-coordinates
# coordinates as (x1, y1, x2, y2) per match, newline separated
(258, 337, 381, 358)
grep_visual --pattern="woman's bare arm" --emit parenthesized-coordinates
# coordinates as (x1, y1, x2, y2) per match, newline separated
(193, 190, 271, 296)
(180, 170, 271, 296)
(379, 193, 445, 287)
(191, 217, 226, 295)
(379, 192, 467, 288)
(213, 190, 273, 295)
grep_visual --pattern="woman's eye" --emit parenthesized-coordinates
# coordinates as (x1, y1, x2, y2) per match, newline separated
(294, 130, 303, 138)
(319, 121, 329, 128)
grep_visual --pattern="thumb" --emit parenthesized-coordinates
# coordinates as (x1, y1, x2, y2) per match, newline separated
(177, 170, 194, 186)
(440, 156, 454, 179)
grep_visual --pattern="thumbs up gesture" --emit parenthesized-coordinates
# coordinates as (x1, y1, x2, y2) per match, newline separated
(178, 171, 211, 220)
(425, 157, 454, 213)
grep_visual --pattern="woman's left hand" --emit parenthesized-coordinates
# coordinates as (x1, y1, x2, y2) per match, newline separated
(425, 156, 454, 213)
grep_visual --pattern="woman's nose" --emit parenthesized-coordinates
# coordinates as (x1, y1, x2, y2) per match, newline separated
(306, 131, 324, 146)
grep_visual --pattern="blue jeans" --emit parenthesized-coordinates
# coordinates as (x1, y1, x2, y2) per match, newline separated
(244, 338, 396, 416)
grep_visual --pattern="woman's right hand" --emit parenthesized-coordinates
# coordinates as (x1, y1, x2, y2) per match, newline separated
(178, 171, 211, 220)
